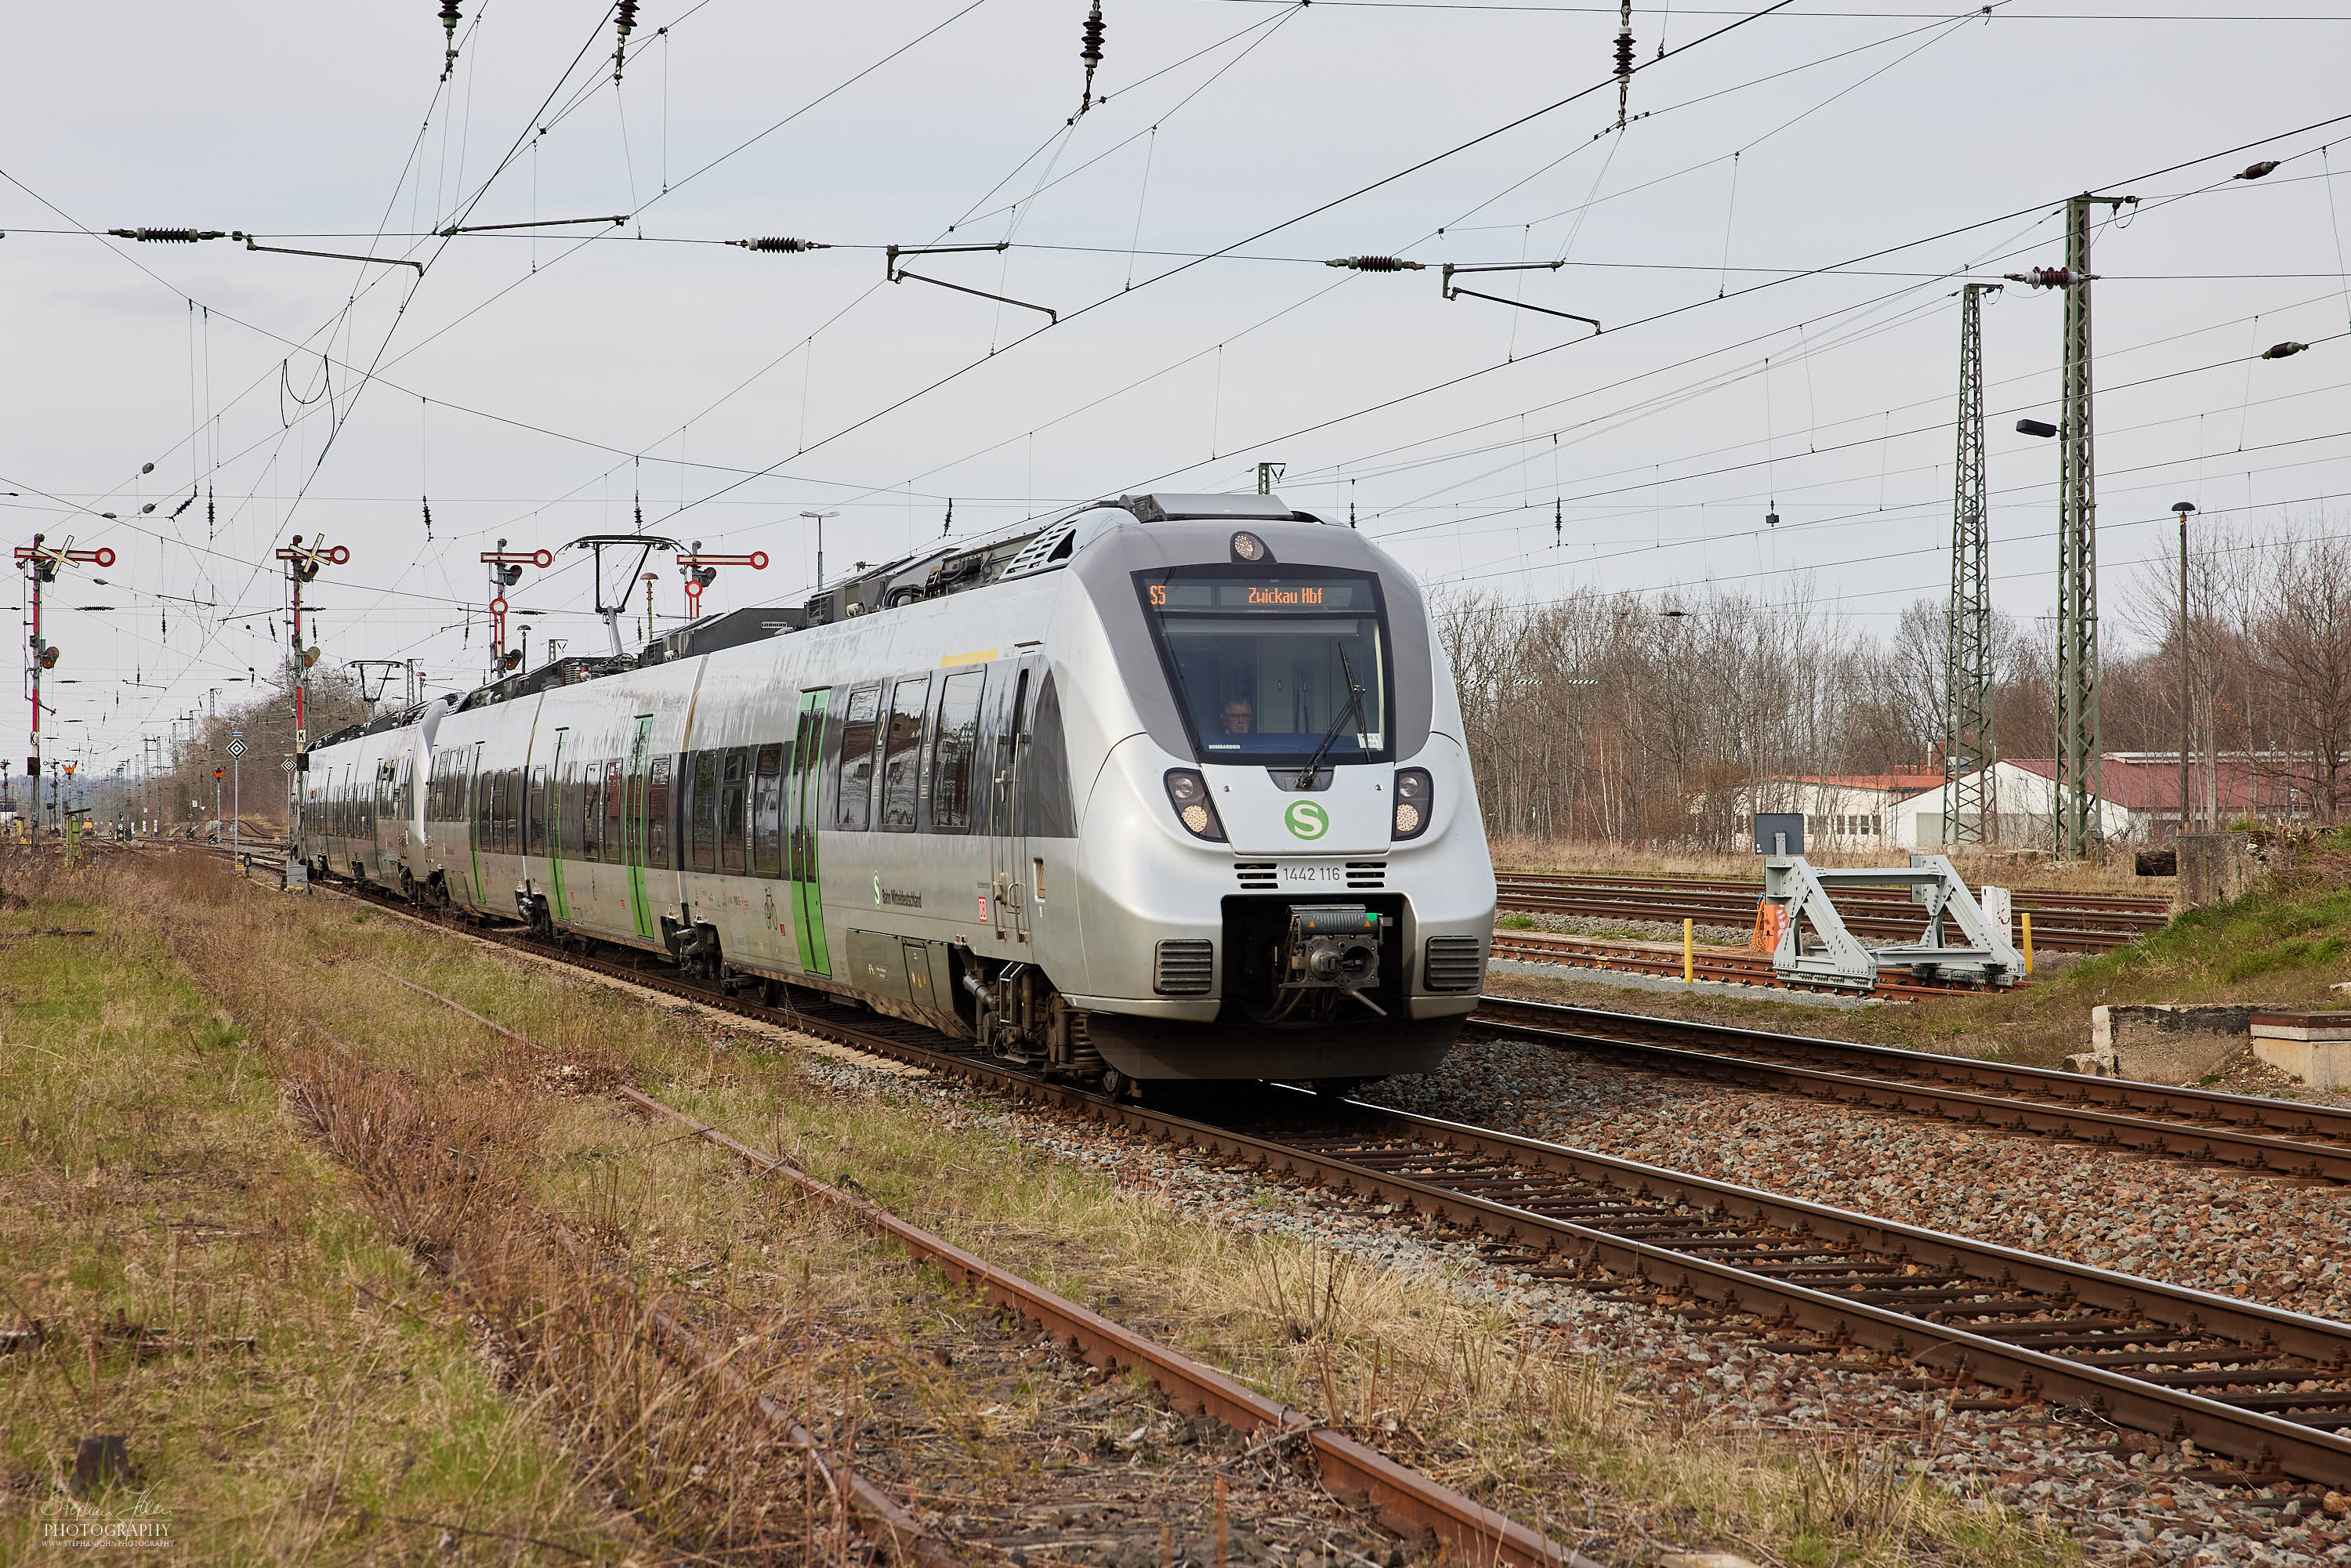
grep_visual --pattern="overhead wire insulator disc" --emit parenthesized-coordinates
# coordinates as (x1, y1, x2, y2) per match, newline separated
(730, 237, 828, 252)
(1324, 255, 1425, 271)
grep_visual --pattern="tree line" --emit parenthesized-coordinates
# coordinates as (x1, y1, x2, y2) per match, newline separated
(1439, 516, 2351, 848)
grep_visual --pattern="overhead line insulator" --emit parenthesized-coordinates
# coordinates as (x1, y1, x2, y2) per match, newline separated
(729, 237, 830, 253)
(613, 0, 639, 82)
(2262, 340, 2309, 360)
(439, 0, 462, 80)
(1614, 0, 1636, 129)
(1076, 2, 1107, 118)
(1326, 255, 1425, 272)
(107, 229, 226, 243)
(2004, 266, 2094, 290)
(2237, 161, 2280, 180)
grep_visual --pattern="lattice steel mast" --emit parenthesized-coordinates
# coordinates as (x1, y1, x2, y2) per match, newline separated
(2012, 192, 2133, 859)
(1942, 281, 2000, 844)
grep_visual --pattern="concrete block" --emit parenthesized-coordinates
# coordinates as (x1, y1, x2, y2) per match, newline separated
(2178, 831, 2262, 908)
(2251, 1010, 2351, 1090)
(2090, 1003, 2254, 1085)
(2059, 1052, 2116, 1077)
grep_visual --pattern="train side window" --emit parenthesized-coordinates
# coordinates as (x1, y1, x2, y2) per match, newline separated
(476, 766, 494, 852)
(878, 676, 928, 831)
(646, 755, 673, 868)
(833, 683, 882, 831)
(752, 742, 784, 876)
(1017, 671, 1078, 838)
(505, 767, 522, 853)
(527, 764, 549, 855)
(929, 668, 986, 831)
(690, 750, 719, 871)
(720, 748, 749, 873)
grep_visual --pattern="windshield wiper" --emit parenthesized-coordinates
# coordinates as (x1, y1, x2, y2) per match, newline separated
(1294, 644, 1368, 789)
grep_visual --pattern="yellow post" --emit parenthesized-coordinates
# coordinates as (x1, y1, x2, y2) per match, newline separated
(1683, 917, 1695, 983)
(2021, 911, 2034, 976)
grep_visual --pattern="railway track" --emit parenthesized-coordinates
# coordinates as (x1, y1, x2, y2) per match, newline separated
(1487, 929, 2011, 1001)
(1470, 994, 2351, 1184)
(267, 856, 2351, 1489)
(1498, 871, 2171, 954)
(243, 856, 1587, 1567)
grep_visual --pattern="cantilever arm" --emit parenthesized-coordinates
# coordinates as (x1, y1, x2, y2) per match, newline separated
(1440, 263, 1597, 333)
(888, 266, 1057, 324)
(237, 234, 422, 273)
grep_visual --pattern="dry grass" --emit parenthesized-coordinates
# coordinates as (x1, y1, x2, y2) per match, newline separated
(0, 850, 619, 1563)
(49, 849, 2083, 1565)
(737, 1082, 2068, 1567)
(62, 855, 1410, 1566)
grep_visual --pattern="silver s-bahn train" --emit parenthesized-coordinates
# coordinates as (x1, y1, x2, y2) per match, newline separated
(296, 491, 1495, 1089)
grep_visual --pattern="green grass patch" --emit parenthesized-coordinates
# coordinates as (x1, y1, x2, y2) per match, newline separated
(0, 855, 617, 1563)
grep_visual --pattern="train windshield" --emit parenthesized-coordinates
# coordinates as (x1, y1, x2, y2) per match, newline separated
(1137, 569, 1393, 766)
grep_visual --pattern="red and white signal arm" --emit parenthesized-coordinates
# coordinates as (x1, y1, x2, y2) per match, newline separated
(325, 545, 350, 565)
(675, 551, 768, 570)
(89, 548, 116, 568)
(683, 579, 705, 601)
(489, 596, 509, 616)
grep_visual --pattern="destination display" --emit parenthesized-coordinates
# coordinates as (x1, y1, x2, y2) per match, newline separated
(1143, 578, 1377, 614)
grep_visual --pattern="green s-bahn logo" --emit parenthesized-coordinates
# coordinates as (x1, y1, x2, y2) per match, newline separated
(1284, 800, 1330, 841)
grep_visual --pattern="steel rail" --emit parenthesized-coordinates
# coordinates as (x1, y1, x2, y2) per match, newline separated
(299, 1005, 951, 1566)
(1497, 893, 2146, 951)
(1472, 994, 2351, 1175)
(1496, 871, 2174, 919)
(1494, 882, 2158, 953)
(1225, 1096, 2351, 1487)
(368, 959, 1595, 1568)
(1487, 931, 2004, 1001)
(288, 865, 2351, 1486)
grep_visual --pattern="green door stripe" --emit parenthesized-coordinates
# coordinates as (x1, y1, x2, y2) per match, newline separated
(548, 730, 570, 922)
(792, 690, 831, 976)
(625, 716, 654, 941)
(468, 743, 486, 904)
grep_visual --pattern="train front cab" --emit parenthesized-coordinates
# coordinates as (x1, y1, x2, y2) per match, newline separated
(1052, 503, 1497, 1084)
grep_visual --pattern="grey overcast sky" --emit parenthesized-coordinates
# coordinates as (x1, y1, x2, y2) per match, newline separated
(5, 0, 2349, 770)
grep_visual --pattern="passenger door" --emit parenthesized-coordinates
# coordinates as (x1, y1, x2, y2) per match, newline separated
(466, 742, 487, 904)
(987, 656, 1044, 946)
(622, 716, 654, 940)
(787, 689, 831, 976)
(547, 729, 571, 921)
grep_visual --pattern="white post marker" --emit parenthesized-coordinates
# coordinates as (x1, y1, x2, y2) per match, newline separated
(227, 732, 245, 864)
(1980, 885, 2012, 946)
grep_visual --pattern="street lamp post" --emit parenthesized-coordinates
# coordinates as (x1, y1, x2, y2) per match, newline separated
(2173, 501, 2197, 841)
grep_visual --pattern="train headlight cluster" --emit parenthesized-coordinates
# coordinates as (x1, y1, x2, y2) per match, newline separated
(1392, 767, 1432, 840)
(1163, 769, 1226, 842)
